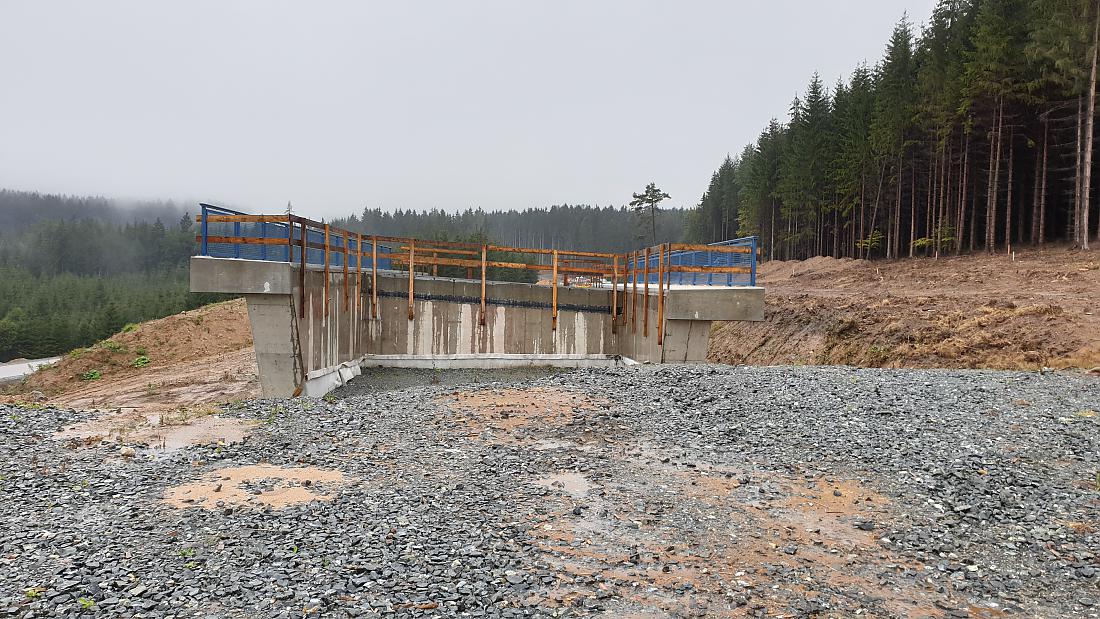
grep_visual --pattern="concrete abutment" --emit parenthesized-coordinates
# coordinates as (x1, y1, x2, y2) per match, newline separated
(190, 256, 764, 397)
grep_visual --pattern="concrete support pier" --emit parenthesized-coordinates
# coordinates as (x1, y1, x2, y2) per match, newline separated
(190, 256, 764, 397)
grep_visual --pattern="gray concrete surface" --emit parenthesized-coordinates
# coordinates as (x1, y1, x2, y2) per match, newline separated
(190, 256, 764, 396)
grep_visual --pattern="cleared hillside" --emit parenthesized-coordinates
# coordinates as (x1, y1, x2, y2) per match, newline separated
(710, 247, 1099, 371)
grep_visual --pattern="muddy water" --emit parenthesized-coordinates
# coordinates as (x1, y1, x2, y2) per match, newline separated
(0, 356, 60, 382)
(534, 472, 597, 497)
(56, 414, 255, 451)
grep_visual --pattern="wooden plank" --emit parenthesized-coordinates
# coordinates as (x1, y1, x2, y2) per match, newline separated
(388, 254, 611, 275)
(199, 235, 291, 246)
(407, 239, 415, 321)
(491, 244, 616, 259)
(643, 247, 650, 337)
(665, 265, 753, 274)
(666, 243, 753, 254)
(551, 250, 558, 331)
(204, 214, 294, 223)
(398, 245, 480, 257)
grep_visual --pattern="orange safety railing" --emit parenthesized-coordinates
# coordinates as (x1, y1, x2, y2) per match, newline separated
(197, 204, 758, 343)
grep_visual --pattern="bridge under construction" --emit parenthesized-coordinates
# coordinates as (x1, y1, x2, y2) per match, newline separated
(190, 204, 764, 396)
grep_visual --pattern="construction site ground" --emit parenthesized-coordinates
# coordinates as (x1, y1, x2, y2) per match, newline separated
(1, 250, 1098, 618)
(712, 245, 1099, 370)
(2, 365, 1098, 618)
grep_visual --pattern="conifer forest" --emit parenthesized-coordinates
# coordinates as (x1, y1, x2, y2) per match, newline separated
(686, 0, 1100, 260)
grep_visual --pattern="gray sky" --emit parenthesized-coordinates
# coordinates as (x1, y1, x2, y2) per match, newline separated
(1, 1, 936, 219)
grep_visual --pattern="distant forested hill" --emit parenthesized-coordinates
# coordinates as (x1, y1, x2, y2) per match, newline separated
(0, 189, 188, 235)
(333, 204, 689, 254)
(0, 190, 697, 362)
(0, 190, 219, 362)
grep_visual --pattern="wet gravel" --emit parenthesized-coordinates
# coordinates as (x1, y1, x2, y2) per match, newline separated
(334, 367, 566, 396)
(1, 365, 1098, 618)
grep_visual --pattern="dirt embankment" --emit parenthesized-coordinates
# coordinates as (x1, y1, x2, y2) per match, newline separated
(1, 298, 258, 414)
(710, 247, 1100, 370)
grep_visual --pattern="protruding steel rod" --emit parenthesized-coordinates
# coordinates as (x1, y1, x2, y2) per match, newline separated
(551, 249, 559, 331)
(480, 244, 487, 326)
(298, 220, 306, 319)
(371, 236, 378, 320)
(611, 255, 618, 334)
(323, 224, 331, 318)
(356, 233, 363, 316)
(408, 239, 415, 321)
(657, 243, 665, 346)
(631, 250, 638, 334)
(286, 214, 294, 263)
(643, 247, 650, 337)
(342, 230, 350, 312)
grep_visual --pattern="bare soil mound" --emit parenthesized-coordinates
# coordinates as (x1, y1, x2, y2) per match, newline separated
(2, 298, 259, 413)
(712, 246, 1100, 370)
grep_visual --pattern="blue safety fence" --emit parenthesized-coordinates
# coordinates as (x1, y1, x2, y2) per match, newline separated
(199, 203, 394, 270)
(199, 204, 756, 286)
(626, 237, 758, 287)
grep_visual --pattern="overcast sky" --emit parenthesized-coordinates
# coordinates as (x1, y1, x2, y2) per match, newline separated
(1, 1, 937, 219)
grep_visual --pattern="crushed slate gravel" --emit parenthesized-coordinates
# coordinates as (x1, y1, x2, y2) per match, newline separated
(0, 365, 1097, 618)
(334, 367, 566, 396)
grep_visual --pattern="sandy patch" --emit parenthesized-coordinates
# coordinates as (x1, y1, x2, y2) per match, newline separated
(438, 387, 604, 442)
(163, 464, 349, 510)
(533, 472, 597, 497)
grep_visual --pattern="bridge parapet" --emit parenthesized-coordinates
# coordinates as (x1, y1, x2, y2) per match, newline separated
(192, 205, 764, 396)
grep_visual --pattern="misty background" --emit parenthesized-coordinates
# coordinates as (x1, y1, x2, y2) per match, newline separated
(1, 1, 933, 216)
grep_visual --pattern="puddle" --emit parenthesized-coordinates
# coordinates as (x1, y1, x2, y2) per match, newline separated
(163, 464, 348, 510)
(531, 439, 578, 451)
(138, 415, 255, 450)
(534, 472, 596, 497)
(57, 414, 254, 452)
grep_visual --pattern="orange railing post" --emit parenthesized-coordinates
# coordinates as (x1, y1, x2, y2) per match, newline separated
(480, 244, 487, 326)
(611, 255, 618, 333)
(371, 236, 378, 320)
(643, 247, 650, 337)
(631, 250, 638, 334)
(551, 250, 559, 331)
(342, 230, 350, 312)
(407, 239, 415, 321)
(298, 220, 307, 319)
(323, 224, 331, 318)
(657, 243, 665, 346)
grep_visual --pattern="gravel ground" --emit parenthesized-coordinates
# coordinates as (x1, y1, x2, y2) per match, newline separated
(1, 365, 1098, 618)
(334, 367, 566, 396)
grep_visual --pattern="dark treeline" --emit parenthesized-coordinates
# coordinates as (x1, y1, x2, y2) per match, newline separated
(687, 0, 1100, 260)
(0, 189, 188, 235)
(332, 204, 689, 254)
(0, 190, 219, 362)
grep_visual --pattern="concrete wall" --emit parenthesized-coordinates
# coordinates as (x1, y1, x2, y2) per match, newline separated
(190, 256, 764, 396)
